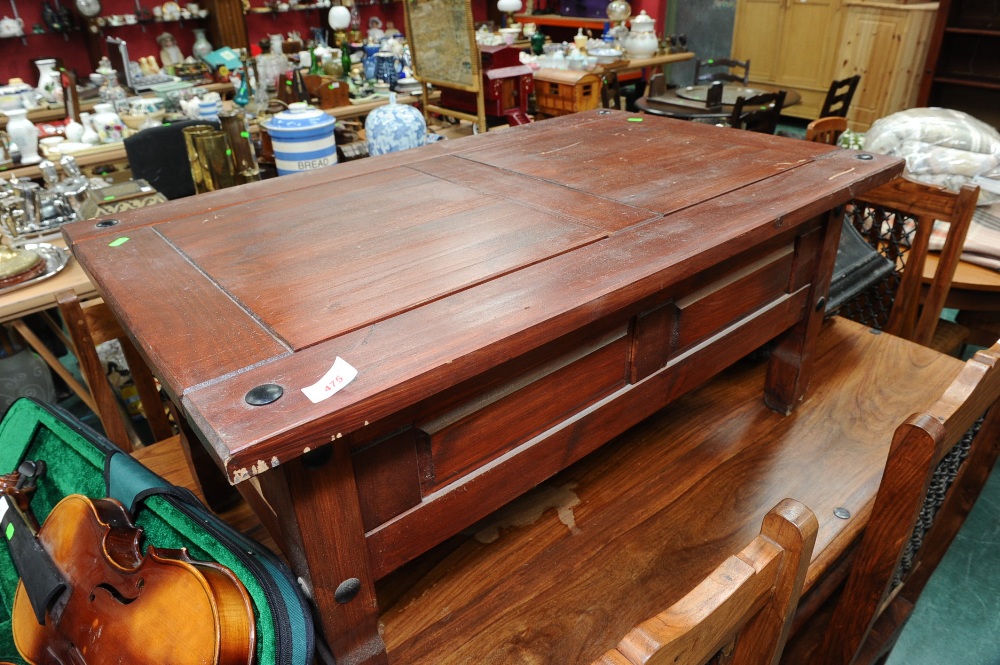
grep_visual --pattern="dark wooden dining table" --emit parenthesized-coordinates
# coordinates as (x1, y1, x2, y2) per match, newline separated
(62, 110, 900, 664)
(636, 82, 802, 121)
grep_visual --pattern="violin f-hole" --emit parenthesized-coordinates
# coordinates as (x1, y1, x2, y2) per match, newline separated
(90, 579, 143, 605)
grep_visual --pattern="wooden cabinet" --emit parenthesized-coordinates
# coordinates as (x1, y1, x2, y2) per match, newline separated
(732, 0, 938, 127)
(835, 1, 938, 130)
(918, 0, 1000, 128)
(731, 0, 846, 119)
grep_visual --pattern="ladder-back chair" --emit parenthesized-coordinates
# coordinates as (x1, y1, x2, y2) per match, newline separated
(595, 499, 817, 665)
(693, 57, 750, 85)
(798, 338, 1000, 664)
(836, 178, 978, 351)
(729, 90, 786, 134)
(820, 75, 861, 118)
(57, 289, 175, 452)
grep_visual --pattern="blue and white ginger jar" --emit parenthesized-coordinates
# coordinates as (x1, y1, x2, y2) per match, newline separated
(262, 102, 337, 176)
(365, 93, 427, 157)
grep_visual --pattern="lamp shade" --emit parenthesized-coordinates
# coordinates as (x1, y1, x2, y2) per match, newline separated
(328, 5, 352, 30)
(497, 0, 523, 13)
(606, 0, 631, 21)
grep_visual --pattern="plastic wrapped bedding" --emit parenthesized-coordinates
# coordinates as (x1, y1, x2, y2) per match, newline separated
(864, 108, 1000, 203)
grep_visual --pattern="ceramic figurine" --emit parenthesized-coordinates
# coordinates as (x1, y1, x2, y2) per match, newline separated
(158, 32, 185, 72)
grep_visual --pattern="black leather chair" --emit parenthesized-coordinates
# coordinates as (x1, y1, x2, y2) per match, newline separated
(123, 118, 219, 200)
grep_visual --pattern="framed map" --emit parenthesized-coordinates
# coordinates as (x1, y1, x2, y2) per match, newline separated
(403, 0, 480, 92)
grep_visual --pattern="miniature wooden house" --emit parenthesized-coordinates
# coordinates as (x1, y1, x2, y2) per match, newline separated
(533, 69, 603, 118)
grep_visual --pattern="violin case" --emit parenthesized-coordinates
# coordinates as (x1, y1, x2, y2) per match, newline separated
(0, 397, 315, 665)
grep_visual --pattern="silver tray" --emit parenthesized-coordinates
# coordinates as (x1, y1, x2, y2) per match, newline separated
(0, 243, 71, 297)
(675, 84, 764, 106)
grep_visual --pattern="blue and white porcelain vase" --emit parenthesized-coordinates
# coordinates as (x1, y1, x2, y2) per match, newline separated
(373, 52, 399, 90)
(262, 102, 337, 176)
(365, 93, 427, 157)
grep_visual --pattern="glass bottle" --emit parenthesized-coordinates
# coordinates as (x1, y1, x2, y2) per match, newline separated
(234, 69, 252, 107)
(309, 46, 323, 76)
(340, 43, 352, 81)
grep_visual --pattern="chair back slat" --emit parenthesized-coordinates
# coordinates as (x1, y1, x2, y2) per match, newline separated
(729, 90, 787, 134)
(595, 499, 817, 665)
(820, 75, 861, 118)
(839, 178, 979, 348)
(694, 57, 750, 85)
(806, 116, 847, 145)
(57, 290, 176, 451)
(816, 340, 1000, 664)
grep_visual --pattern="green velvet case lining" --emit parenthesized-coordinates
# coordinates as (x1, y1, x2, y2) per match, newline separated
(0, 400, 277, 665)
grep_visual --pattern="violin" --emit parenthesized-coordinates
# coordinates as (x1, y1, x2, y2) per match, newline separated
(1, 462, 256, 665)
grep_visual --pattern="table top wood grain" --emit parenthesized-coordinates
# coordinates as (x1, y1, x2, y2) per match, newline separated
(62, 110, 902, 483)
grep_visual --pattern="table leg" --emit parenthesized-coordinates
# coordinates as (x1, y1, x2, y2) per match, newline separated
(256, 442, 387, 665)
(8, 319, 97, 413)
(765, 212, 844, 414)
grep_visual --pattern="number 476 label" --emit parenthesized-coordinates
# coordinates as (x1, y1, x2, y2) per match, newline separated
(301, 357, 359, 404)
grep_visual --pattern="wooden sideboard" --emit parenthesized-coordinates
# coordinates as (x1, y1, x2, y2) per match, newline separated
(731, 0, 939, 128)
(63, 110, 901, 664)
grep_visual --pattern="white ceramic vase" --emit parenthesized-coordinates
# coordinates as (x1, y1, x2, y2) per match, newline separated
(79, 113, 100, 145)
(5, 108, 40, 164)
(91, 103, 125, 144)
(192, 29, 213, 59)
(35, 58, 60, 104)
(64, 117, 84, 143)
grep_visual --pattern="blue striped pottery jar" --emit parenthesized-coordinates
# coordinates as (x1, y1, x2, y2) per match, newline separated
(262, 102, 337, 176)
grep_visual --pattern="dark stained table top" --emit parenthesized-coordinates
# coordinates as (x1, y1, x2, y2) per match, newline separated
(637, 82, 802, 121)
(62, 110, 901, 483)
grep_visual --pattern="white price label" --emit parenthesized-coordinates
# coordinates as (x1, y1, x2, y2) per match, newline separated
(301, 356, 359, 404)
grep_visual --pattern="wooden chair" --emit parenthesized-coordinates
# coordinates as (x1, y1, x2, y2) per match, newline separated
(729, 90, 786, 134)
(786, 337, 1000, 665)
(56, 289, 175, 452)
(805, 116, 847, 145)
(57, 289, 243, 511)
(594, 499, 818, 665)
(836, 178, 978, 352)
(693, 57, 750, 85)
(820, 75, 861, 118)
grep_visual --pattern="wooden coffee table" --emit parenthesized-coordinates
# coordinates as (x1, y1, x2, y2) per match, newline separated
(63, 110, 901, 664)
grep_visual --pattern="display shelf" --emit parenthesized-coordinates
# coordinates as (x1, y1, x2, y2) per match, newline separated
(918, 0, 1000, 125)
(513, 13, 607, 29)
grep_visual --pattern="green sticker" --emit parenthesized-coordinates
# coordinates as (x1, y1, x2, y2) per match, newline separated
(109, 237, 130, 247)
(240, 131, 250, 138)
(226, 149, 232, 156)
(103, 195, 116, 201)
(5, 523, 13, 540)
(627, 117, 643, 122)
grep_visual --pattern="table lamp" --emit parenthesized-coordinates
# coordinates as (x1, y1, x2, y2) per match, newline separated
(328, 5, 351, 49)
(605, 0, 631, 43)
(497, 0, 522, 29)
(606, 0, 631, 32)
